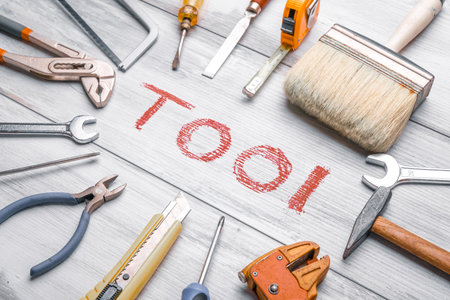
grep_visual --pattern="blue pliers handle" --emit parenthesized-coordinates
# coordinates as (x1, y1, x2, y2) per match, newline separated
(0, 175, 126, 278)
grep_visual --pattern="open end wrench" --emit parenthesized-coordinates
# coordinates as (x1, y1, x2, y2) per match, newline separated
(0, 115, 99, 144)
(362, 154, 450, 190)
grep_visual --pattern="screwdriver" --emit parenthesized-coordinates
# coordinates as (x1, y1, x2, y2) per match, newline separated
(172, 0, 204, 70)
(242, 0, 320, 98)
(181, 216, 225, 300)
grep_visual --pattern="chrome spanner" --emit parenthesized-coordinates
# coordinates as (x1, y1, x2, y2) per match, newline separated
(0, 115, 99, 144)
(363, 154, 450, 190)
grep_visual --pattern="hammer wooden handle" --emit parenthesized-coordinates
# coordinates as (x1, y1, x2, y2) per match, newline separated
(372, 216, 450, 274)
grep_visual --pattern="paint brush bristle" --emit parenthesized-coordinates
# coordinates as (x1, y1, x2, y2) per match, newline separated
(284, 25, 433, 152)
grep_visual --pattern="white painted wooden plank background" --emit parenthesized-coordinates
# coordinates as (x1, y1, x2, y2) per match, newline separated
(0, 0, 449, 299)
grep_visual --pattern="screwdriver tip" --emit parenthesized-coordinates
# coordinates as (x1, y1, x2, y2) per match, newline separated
(172, 29, 188, 71)
(172, 56, 180, 70)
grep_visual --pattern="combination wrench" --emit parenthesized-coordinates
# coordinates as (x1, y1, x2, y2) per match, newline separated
(363, 154, 450, 190)
(0, 115, 99, 144)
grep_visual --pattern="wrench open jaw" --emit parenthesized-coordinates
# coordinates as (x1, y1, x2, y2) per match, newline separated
(363, 154, 450, 190)
(362, 154, 401, 190)
(68, 115, 99, 144)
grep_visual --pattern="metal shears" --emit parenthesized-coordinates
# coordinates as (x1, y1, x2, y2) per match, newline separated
(0, 15, 115, 108)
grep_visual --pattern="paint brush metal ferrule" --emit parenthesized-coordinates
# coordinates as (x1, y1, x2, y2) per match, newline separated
(320, 24, 434, 110)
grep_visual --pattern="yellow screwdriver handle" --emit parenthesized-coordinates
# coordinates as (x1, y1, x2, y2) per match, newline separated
(178, 0, 204, 27)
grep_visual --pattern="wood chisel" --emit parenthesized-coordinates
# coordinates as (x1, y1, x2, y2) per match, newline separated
(83, 193, 191, 300)
(243, 0, 320, 98)
(172, 0, 204, 70)
(202, 0, 271, 79)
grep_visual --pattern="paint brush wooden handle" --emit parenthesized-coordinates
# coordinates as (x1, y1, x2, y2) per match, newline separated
(372, 216, 450, 274)
(386, 0, 443, 52)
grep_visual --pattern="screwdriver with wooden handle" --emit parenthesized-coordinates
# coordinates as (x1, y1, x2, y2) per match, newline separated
(202, 0, 271, 79)
(243, 0, 320, 98)
(181, 216, 225, 300)
(172, 0, 204, 70)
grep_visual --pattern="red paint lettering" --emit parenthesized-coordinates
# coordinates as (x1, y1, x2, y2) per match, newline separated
(234, 145, 292, 193)
(135, 83, 195, 130)
(288, 166, 330, 214)
(177, 119, 232, 162)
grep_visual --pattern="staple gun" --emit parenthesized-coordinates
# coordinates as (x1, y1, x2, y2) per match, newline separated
(239, 241, 329, 300)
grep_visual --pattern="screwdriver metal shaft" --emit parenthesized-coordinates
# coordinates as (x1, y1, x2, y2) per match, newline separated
(181, 216, 225, 300)
(198, 216, 224, 284)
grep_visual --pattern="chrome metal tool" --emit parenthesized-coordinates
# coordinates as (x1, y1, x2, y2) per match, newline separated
(202, 0, 271, 79)
(0, 152, 99, 177)
(84, 193, 191, 300)
(0, 15, 115, 108)
(57, 0, 158, 72)
(0, 115, 99, 144)
(181, 216, 225, 300)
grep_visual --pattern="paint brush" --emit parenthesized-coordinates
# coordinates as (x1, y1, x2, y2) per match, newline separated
(284, 0, 443, 152)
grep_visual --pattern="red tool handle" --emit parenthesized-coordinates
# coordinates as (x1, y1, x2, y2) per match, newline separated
(251, 0, 270, 10)
(0, 15, 32, 41)
(372, 216, 450, 274)
(0, 48, 6, 63)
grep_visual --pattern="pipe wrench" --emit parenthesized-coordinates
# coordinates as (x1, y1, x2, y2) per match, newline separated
(0, 15, 115, 108)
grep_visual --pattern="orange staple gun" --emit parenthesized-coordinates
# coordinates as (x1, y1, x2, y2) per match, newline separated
(239, 241, 329, 300)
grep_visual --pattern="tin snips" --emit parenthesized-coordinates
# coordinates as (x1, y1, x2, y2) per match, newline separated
(0, 15, 115, 108)
(239, 241, 330, 300)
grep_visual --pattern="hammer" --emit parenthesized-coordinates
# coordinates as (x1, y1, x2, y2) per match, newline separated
(344, 154, 450, 274)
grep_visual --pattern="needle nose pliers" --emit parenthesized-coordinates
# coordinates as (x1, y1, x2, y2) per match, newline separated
(0, 175, 126, 278)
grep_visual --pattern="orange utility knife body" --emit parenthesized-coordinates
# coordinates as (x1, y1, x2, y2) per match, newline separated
(239, 241, 330, 300)
(243, 0, 320, 97)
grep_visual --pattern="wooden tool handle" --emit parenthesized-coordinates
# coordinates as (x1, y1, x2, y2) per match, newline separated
(372, 216, 450, 274)
(386, 0, 443, 52)
(251, 0, 270, 10)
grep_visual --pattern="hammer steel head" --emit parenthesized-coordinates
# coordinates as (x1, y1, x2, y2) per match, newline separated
(362, 154, 401, 190)
(343, 186, 392, 259)
(68, 115, 99, 144)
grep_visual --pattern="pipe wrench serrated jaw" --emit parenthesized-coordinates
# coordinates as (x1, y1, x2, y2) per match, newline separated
(80, 60, 116, 108)
(239, 241, 329, 300)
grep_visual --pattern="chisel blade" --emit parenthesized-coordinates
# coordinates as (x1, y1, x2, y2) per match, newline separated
(202, 11, 256, 79)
